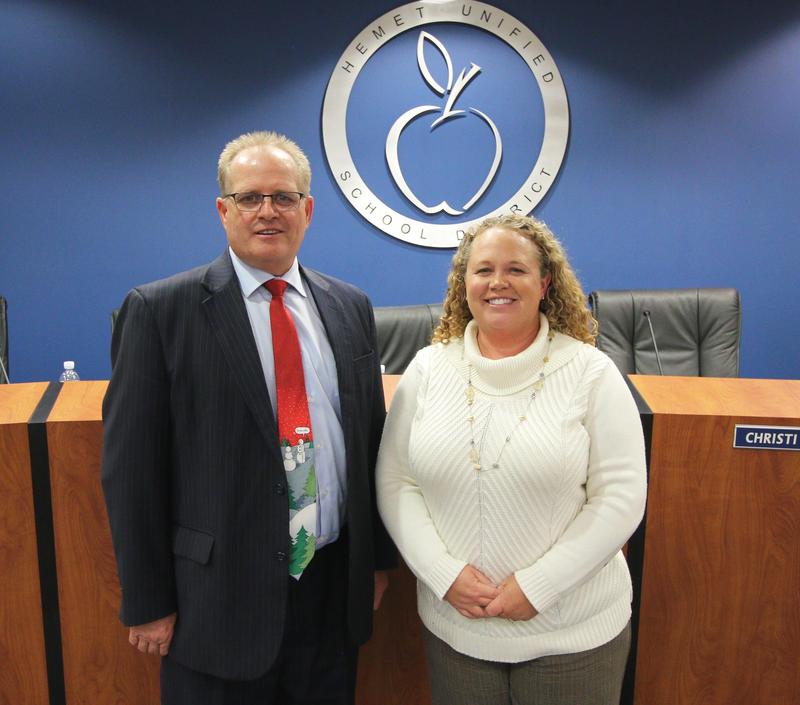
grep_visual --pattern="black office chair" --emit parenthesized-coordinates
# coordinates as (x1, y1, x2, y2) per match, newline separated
(588, 288, 741, 377)
(374, 303, 443, 374)
(0, 295, 9, 383)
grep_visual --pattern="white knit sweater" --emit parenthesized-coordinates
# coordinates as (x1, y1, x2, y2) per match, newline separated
(376, 316, 647, 663)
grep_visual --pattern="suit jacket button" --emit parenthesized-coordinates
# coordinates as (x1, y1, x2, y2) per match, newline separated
(275, 551, 287, 562)
(275, 483, 286, 495)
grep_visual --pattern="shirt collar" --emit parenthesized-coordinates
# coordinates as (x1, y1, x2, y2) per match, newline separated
(228, 247, 307, 299)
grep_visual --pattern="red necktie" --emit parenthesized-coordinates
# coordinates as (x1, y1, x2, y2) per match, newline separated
(265, 279, 316, 578)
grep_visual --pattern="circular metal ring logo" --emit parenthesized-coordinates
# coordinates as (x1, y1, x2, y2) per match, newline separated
(322, 1, 569, 248)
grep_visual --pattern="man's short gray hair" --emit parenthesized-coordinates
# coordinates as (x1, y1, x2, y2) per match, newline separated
(217, 131, 311, 195)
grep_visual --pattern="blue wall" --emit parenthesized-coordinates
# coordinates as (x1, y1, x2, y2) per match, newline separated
(2, 0, 799, 382)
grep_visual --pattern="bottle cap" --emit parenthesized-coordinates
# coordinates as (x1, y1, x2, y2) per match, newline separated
(63, 361, 75, 370)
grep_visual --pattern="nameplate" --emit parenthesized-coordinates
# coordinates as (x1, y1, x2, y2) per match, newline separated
(733, 425, 800, 451)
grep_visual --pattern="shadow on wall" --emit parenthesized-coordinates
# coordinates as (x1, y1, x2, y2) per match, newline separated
(52, 0, 800, 95)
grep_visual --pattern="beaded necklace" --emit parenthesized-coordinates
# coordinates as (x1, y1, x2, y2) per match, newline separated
(466, 331, 554, 471)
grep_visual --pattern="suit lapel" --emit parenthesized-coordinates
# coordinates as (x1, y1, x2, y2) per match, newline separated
(302, 268, 357, 451)
(201, 251, 279, 451)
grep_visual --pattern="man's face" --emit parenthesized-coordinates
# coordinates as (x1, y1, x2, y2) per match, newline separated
(216, 145, 314, 275)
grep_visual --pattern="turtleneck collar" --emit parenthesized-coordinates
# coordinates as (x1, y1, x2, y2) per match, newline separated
(443, 314, 584, 396)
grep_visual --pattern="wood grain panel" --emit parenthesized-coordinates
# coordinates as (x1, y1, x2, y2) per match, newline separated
(382, 374, 401, 408)
(46, 380, 106, 423)
(356, 375, 430, 704)
(47, 382, 159, 705)
(7, 377, 423, 704)
(630, 375, 800, 418)
(634, 405, 800, 705)
(0, 383, 49, 705)
(357, 560, 431, 705)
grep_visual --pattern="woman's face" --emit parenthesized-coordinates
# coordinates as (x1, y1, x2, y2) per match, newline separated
(465, 227, 551, 342)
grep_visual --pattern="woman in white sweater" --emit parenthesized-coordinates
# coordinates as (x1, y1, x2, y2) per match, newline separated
(376, 214, 647, 705)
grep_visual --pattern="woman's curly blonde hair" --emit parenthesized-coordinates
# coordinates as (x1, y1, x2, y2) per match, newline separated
(432, 214, 597, 345)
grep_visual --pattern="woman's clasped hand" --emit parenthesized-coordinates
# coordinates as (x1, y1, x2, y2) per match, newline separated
(444, 566, 538, 622)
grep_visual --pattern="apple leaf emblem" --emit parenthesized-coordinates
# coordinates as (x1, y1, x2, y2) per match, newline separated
(385, 31, 503, 216)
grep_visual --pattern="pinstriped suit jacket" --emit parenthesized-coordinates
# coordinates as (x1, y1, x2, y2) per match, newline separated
(101, 250, 395, 680)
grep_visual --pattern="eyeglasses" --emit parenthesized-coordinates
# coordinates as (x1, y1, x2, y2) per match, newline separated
(224, 191, 305, 212)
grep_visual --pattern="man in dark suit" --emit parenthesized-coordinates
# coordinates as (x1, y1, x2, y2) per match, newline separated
(102, 131, 394, 704)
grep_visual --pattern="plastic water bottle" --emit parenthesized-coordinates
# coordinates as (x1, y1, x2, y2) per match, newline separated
(58, 361, 80, 382)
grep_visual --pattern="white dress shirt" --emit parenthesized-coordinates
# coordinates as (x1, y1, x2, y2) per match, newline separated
(229, 248, 347, 548)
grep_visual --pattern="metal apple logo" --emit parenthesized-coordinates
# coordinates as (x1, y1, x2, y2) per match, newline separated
(385, 31, 503, 216)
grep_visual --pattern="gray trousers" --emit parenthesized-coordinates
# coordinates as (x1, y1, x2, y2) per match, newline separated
(423, 622, 631, 705)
